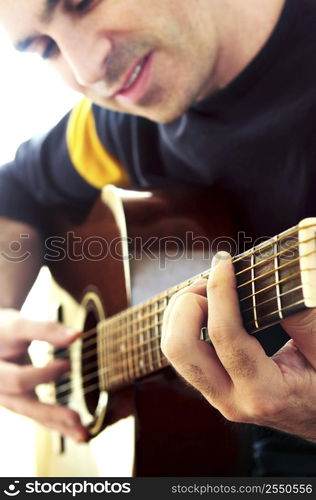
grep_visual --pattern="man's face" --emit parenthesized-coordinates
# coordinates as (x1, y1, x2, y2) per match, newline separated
(0, 0, 218, 123)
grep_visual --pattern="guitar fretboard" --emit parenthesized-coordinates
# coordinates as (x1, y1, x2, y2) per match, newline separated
(97, 221, 314, 391)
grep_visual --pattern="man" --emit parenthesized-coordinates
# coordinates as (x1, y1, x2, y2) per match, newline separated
(0, 0, 315, 475)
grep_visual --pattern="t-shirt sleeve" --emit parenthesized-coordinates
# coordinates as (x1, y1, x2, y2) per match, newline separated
(0, 98, 130, 235)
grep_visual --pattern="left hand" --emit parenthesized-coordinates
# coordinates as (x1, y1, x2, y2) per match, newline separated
(161, 252, 316, 443)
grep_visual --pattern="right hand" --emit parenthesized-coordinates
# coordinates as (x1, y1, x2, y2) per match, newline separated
(0, 309, 88, 442)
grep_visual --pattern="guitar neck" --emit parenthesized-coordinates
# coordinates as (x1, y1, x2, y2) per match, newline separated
(98, 218, 316, 391)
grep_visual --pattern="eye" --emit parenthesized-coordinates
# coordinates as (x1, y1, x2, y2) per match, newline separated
(73, 0, 94, 12)
(42, 39, 59, 60)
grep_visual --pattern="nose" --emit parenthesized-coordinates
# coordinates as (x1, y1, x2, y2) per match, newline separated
(56, 31, 112, 86)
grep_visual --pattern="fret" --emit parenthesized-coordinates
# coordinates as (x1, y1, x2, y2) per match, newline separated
(274, 238, 283, 320)
(126, 311, 135, 382)
(236, 235, 288, 332)
(250, 252, 259, 329)
(116, 316, 123, 382)
(128, 310, 136, 380)
(114, 318, 125, 389)
(133, 309, 141, 378)
(234, 254, 254, 329)
(298, 218, 316, 308)
(106, 321, 115, 389)
(104, 321, 111, 390)
(145, 302, 154, 372)
(99, 321, 108, 390)
(138, 305, 147, 376)
(278, 230, 304, 317)
(150, 300, 159, 369)
(252, 240, 279, 329)
(118, 316, 128, 383)
(155, 296, 166, 368)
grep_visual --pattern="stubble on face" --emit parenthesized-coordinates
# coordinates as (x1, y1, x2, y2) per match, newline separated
(0, 0, 218, 123)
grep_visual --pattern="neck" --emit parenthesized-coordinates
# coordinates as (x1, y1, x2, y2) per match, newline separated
(210, 0, 286, 90)
(96, 219, 315, 392)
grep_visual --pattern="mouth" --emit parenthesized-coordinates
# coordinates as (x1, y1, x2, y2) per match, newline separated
(115, 52, 153, 105)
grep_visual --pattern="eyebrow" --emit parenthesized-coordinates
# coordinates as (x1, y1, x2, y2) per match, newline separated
(14, 0, 62, 52)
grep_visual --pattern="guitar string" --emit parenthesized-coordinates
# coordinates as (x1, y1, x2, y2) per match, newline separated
(53, 284, 306, 396)
(57, 287, 306, 395)
(49, 233, 315, 394)
(232, 223, 315, 263)
(236, 250, 314, 290)
(66, 252, 312, 358)
(241, 284, 303, 314)
(53, 296, 307, 405)
(97, 247, 311, 343)
(68, 231, 308, 344)
(234, 238, 309, 276)
(54, 224, 314, 350)
(57, 262, 308, 369)
(52, 342, 168, 401)
(42, 225, 316, 404)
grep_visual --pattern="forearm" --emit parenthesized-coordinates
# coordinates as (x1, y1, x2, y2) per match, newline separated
(0, 218, 43, 309)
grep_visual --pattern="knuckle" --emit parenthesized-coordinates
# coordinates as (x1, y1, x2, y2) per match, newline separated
(168, 291, 194, 312)
(215, 403, 246, 423)
(166, 289, 187, 311)
(170, 293, 200, 320)
(242, 395, 283, 424)
(207, 324, 227, 345)
(160, 337, 181, 362)
(9, 315, 27, 337)
(10, 371, 26, 393)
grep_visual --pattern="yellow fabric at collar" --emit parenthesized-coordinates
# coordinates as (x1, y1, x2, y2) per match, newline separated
(66, 98, 130, 189)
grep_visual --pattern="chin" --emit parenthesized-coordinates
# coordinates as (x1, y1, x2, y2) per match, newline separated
(91, 88, 192, 124)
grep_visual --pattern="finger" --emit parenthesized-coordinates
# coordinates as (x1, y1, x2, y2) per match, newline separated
(282, 308, 316, 369)
(161, 287, 232, 402)
(0, 392, 88, 442)
(0, 359, 70, 395)
(15, 319, 80, 345)
(162, 279, 207, 331)
(0, 311, 81, 353)
(207, 252, 275, 384)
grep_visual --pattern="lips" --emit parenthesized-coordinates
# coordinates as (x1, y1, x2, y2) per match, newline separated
(120, 56, 148, 93)
(114, 53, 153, 105)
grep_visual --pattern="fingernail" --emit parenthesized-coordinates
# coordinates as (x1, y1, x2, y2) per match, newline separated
(211, 251, 231, 268)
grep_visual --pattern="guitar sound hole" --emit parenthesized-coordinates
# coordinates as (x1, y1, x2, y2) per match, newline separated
(82, 308, 100, 416)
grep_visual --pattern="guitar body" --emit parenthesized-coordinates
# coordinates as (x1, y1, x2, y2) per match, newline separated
(36, 186, 250, 477)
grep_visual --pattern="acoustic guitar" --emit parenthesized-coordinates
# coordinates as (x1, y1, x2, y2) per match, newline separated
(34, 185, 315, 477)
